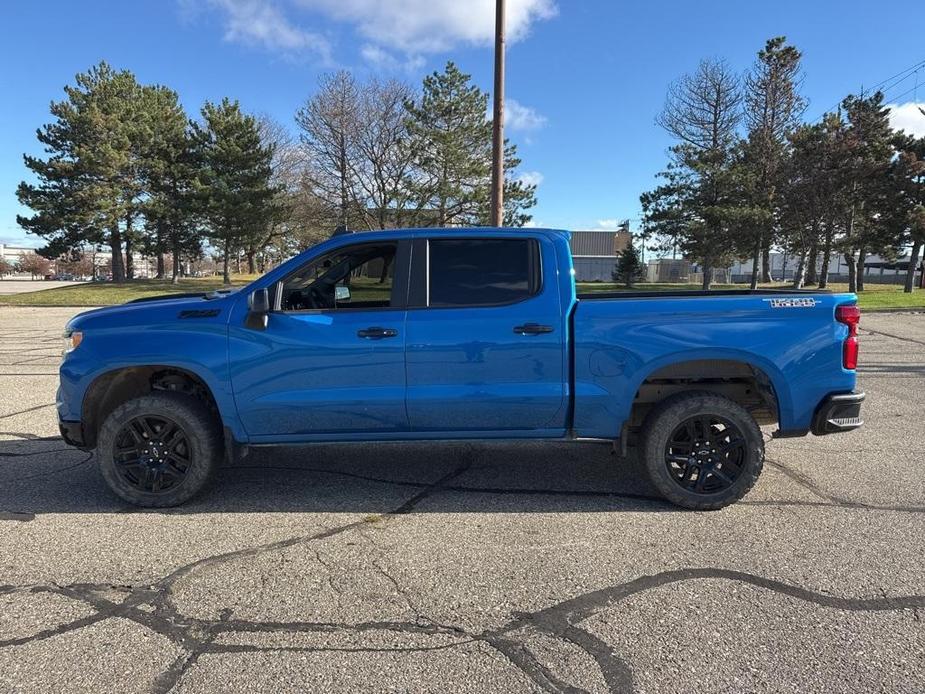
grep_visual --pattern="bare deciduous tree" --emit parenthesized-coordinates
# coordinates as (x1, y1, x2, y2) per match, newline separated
(656, 59, 741, 154)
(295, 71, 362, 230)
(352, 78, 417, 231)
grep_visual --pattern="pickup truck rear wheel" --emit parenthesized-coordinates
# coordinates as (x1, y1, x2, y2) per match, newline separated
(97, 392, 222, 507)
(641, 391, 764, 510)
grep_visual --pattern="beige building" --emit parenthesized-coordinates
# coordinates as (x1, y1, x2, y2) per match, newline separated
(568, 228, 632, 281)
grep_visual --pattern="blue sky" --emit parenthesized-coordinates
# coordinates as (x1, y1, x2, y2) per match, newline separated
(2, 0, 925, 246)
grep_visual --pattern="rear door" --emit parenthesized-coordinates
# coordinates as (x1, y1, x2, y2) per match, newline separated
(404, 235, 567, 433)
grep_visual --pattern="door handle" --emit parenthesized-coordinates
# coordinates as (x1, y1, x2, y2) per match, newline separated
(357, 327, 399, 339)
(513, 323, 554, 335)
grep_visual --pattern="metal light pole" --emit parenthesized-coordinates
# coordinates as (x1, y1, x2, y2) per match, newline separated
(489, 0, 505, 227)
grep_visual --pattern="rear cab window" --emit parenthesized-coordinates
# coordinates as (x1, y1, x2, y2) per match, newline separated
(426, 238, 541, 308)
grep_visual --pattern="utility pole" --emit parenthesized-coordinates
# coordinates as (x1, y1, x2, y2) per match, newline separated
(489, 0, 505, 227)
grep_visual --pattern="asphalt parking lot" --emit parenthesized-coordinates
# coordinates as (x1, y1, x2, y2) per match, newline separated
(0, 306, 923, 693)
(0, 280, 84, 295)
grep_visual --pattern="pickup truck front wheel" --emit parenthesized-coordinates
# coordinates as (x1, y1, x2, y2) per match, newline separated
(641, 392, 764, 510)
(97, 392, 222, 507)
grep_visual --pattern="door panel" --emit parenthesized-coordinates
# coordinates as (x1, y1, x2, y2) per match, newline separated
(229, 310, 407, 438)
(404, 237, 567, 432)
(228, 239, 409, 440)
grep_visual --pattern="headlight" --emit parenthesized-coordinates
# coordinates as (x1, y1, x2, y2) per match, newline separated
(63, 330, 83, 355)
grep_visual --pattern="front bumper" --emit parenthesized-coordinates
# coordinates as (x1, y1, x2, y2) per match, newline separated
(59, 419, 89, 449)
(811, 391, 865, 435)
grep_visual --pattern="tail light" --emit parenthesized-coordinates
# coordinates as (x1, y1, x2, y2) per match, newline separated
(836, 304, 860, 370)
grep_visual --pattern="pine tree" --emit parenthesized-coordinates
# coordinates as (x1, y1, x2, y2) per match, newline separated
(139, 85, 202, 282)
(779, 116, 848, 288)
(743, 37, 806, 287)
(887, 133, 925, 293)
(644, 59, 748, 289)
(612, 239, 646, 287)
(405, 61, 536, 227)
(405, 62, 493, 226)
(190, 99, 280, 284)
(498, 142, 538, 227)
(838, 92, 897, 292)
(17, 62, 144, 281)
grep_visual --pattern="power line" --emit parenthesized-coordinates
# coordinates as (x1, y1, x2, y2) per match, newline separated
(810, 57, 925, 121)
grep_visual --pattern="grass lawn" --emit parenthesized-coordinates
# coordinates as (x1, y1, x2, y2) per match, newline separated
(1, 276, 922, 310)
(0, 276, 258, 307)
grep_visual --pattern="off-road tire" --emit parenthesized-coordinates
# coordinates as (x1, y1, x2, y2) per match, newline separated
(97, 391, 222, 507)
(641, 391, 764, 510)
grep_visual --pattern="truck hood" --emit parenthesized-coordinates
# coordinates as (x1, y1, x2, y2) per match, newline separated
(66, 290, 240, 332)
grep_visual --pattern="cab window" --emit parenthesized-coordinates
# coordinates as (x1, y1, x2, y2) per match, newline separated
(279, 243, 397, 311)
(427, 238, 540, 307)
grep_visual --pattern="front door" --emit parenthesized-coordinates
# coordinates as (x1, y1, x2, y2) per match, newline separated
(228, 240, 408, 440)
(404, 236, 567, 433)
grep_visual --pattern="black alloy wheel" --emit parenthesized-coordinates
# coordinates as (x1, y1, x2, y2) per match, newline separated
(640, 391, 764, 510)
(664, 414, 746, 494)
(112, 414, 192, 493)
(97, 391, 222, 507)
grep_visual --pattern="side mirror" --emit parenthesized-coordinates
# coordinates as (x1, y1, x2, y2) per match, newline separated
(245, 288, 270, 330)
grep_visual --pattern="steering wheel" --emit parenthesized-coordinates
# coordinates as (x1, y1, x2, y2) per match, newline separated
(307, 286, 327, 309)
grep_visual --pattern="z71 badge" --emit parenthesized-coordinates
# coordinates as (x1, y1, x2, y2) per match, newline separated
(764, 297, 818, 308)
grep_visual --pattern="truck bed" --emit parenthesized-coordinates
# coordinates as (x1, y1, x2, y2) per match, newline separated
(570, 290, 856, 439)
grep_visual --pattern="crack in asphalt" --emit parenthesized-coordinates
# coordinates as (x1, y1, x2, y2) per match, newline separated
(0, 462, 480, 692)
(0, 452, 93, 484)
(3, 443, 924, 694)
(864, 327, 925, 347)
(765, 458, 925, 513)
(0, 403, 55, 420)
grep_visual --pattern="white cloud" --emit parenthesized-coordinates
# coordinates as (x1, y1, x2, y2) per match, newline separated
(192, 0, 332, 61)
(516, 170, 544, 188)
(506, 99, 547, 131)
(183, 0, 556, 64)
(595, 219, 621, 230)
(888, 102, 925, 138)
(295, 0, 557, 53)
(360, 44, 425, 73)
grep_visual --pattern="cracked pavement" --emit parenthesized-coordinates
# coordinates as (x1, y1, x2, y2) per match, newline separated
(0, 306, 923, 693)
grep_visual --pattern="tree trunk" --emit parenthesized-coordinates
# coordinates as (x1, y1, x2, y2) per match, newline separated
(701, 263, 713, 290)
(247, 249, 256, 275)
(806, 241, 819, 286)
(109, 223, 125, 282)
(904, 241, 922, 293)
(379, 256, 393, 284)
(845, 253, 857, 293)
(760, 240, 772, 283)
(749, 237, 761, 289)
(857, 246, 867, 292)
(171, 238, 181, 284)
(155, 220, 166, 279)
(792, 250, 807, 288)
(222, 245, 230, 285)
(125, 237, 134, 280)
(818, 225, 834, 290)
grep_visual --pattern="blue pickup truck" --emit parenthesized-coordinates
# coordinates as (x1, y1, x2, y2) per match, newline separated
(58, 228, 864, 510)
